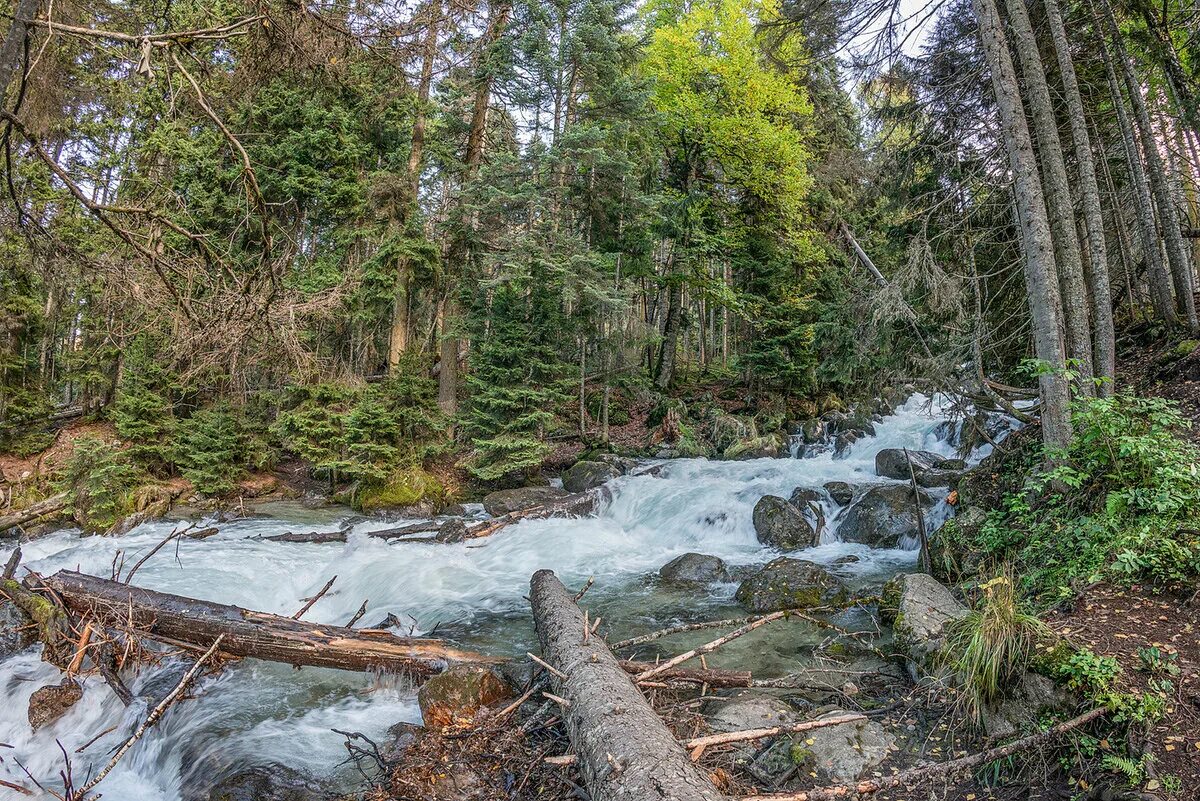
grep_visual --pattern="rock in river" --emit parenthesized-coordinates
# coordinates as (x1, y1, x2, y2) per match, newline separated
(874, 448, 943, 480)
(822, 480, 855, 506)
(418, 665, 512, 728)
(481, 486, 568, 516)
(659, 552, 733, 584)
(735, 558, 849, 612)
(836, 484, 935, 548)
(561, 460, 621, 493)
(752, 495, 816, 551)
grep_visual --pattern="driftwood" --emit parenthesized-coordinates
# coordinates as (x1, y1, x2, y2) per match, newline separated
(529, 569, 724, 801)
(742, 706, 1106, 801)
(462, 492, 599, 541)
(620, 661, 751, 688)
(0, 492, 69, 535)
(43, 570, 497, 677)
(683, 713, 867, 760)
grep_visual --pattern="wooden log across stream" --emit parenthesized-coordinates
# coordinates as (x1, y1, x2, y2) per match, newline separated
(529, 568, 725, 801)
(43, 570, 498, 677)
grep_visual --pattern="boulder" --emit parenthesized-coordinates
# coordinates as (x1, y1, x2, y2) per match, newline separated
(753, 495, 816, 551)
(561, 460, 621, 493)
(723, 435, 785, 460)
(707, 414, 753, 453)
(788, 487, 826, 534)
(417, 665, 511, 728)
(1, 600, 35, 657)
(929, 506, 989, 581)
(735, 558, 849, 612)
(800, 418, 824, 444)
(204, 764, 324, 801)
(822, 481, 855, 506)
(792, 709, 896, 783)
(706, 693, 799, 733)
(380, 721, 423, 763)
(592, 453, 638, 474)
(880, 573, 967, 675)
(481, 486, 568, 516)
(980, 671, 1075, 739)
(832, 430, 861, 458)
(874, 448, 943, 480)
(358, 466, 445, 513)
(934, 458, 966, 470)
(659, 553, 733, 584)
(915, 468, 962, 489)
(836, 484, 935, 548)
(28, 677, 83, 730)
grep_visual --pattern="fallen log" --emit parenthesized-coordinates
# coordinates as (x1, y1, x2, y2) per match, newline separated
(619, 661, 751, 688)
(0, 492, 69, 536)
(42, 570, 498, 677)
(462, 491, 599, 541)
(529, 569, 725, 801)
(741, 706, 1106, 801)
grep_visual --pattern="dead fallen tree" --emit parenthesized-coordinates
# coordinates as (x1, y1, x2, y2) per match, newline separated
(0, 492, 69, 536)
(460, 491, 599, 541)
(529, 568, 725, 801)
(43, 570, 498, 677)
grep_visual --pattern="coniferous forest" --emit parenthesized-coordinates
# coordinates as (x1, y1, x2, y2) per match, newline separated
(2, 0, 1200, 799)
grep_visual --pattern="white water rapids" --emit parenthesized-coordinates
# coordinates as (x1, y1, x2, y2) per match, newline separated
(0, 394, 980, 800)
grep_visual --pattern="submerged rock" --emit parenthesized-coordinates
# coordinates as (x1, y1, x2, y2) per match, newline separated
(874, 448, 943, 480)
(659, 553, 733, 584)
(1, 600, 35, 657)
(735, 558, 849, 612)
(752, 495, 815, 551)
(880, 572, 967, 676)
(203, 764, 324, 801)
(822, 481, 855, 506)
(837, 484, 934, 548)
(418, 665, 511, 728)
(481, 486, 567, 516)
(792, 709, 896, 783)
(28, 677, 83, 730)
(561, 460, 621, 493)
(706, 693, 799, 733)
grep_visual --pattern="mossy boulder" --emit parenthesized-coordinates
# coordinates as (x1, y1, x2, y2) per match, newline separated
(659, 552, 733, 584)
(880, 572, 967, 676)
(723, 434, 785, 460)
(753, 495, 816, 551)
(417, 665, 511, 728)
(561, 460, 621, 493)
(706, 413, 754, 453)
(28, 677, 83, 730)
(481, 485, 568, 516)
(837, 484, 935, 548)
(1156, 338, 1199, 364)
(357, 467, 444, 513)
(735, 558, 849, 612)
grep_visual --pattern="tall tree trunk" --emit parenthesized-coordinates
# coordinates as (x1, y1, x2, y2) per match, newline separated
(654, 270, 682, 390)
(973, 0, 1072, 448)
(0, 0, 38, 102)
(1044, 0, 1115, 394)
(1102, 0, 1198, 332)
(1095, 17, 1178, 326)
(439, 0, 513, 415)
(1003, 0, 1094, 392)
(388, 0, 442, 372)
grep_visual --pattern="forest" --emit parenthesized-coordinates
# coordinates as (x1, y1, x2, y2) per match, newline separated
(1, 0, 1199, 798)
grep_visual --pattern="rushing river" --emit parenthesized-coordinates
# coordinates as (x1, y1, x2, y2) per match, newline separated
(0, 394, 980, 800)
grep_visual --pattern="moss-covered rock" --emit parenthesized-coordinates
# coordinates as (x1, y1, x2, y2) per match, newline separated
(357, 466, 444, 512)
(880, 573, 967, 676)
(723, 434, 785, 460)
(1156, 338, 1199, 364)
(735, 557, 849, 612)
(417, 665, 511, 728)
(561, 460, 621, 493)
(752, 495, 816, 550)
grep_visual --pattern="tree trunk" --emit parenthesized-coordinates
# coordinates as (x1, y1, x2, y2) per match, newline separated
(1003, 0, 1094, 391)
(1095, 16, 1178, 326)
(43, 570, 496, 677)
(528, 569, 726, 801)
(0, 0, 38, 102)
(973, 0, 1072, 448)
(1044, 0, 1115, 394)
(0, 492, 67, 535)
(655, 268, 682, 390)
(1102, 0, 1198, 332)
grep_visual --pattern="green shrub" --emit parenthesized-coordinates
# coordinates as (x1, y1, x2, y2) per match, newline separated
(175, 405, 245, 495)
(111, 338, 176, 473)
(55, 436, 143, 533)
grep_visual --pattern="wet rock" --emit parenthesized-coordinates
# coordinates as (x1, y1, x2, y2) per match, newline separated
(981, 671, 1075, 739)
(1, 600, 35, 657)
(706, 693, 799, 733)
(659, 553, 733, 584)
(735, 558, 849, 612)
(561, 460, 621, 493)
(266, 529, 346, 544)
(793, 709, 896, 783)
(837, 484, 935, 548)
(28, 677, 83, 730)
(136, 659, 191, 707)
(204, 764, 324, 801)
(832, 430, 861, 458)
(592, 453, 638, 474)
(417, 665, 511, 728)
(753, 495, 816, 551)
(723, 435, 785, 460)
(380, 721, 423, 763)
(186, 526, 221, 540)
(788, 487, 827, 533)
(481, 486, 568, 516)
(880, 573, 967, 676)
(370, 613, 405, 630)
(874, 448, 943, 480)
(915, 468, 962, 489)
(822, 481, 855, 506)
(432, 518, 471, 543)
(934, 458, 966, 470)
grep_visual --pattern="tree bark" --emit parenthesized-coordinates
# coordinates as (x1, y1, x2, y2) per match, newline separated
(0, 492, 68, 535)
(1003, 0, 1093, 391)
(973, 0, 1073, 448)
(1044, 0, 1115, 394)
(654, 274, 682, 389)
(0, 0, 38, 103)
(529, 569, 725, 801)
(1102, 0, 1197, 332)
(43, 570, 497, 677)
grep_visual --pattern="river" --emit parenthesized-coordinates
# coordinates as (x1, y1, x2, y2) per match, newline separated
(0, 394, 979, 800)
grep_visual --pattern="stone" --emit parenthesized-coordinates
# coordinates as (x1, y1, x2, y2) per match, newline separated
(204, 764, 324, 801)
(735, 558, 849, 612)
(832, 430, 861, 457)
(880, 573, 968, 675)
(823, 481, 855, 506)
(723, 435, 785, 460)
(980, 671, 1075, 739)
(788, 487, 827, 534)
(706, 694, 799, 733)
(1, 599, 35, 657)
(793, 709, 896, 783)
(707, 414, 753, 452)
(915, 469, 962, 489)
(592, 453, 638, 474)
(659, 553, 733, 584)
(874, 448, 943, 480)
(753, 495, 816, 551)
(934, 458, 966, 471)
(380, 721, 423, 763)
(481, 486, 568, 516)
(561, 460, 621, 493)
(417, 665, 511, 728)
(836, 484, 935, 548)
(358, 467, 444, 513)
(28, 677, 83, 730)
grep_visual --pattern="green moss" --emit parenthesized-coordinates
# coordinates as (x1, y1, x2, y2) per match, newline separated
(879, 575, 902, 622)
(357, 466, 444, 512)
(1029, 639, 1076, 679)
(723, 434, 783, 460)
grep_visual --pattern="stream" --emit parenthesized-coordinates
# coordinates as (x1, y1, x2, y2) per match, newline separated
(0, 394, 983, 800)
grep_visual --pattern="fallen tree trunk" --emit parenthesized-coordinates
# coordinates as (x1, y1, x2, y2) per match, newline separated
(0, 492, 69, 536)
(462, 491, 598, 541)
(43, 570, 497, 677)
(529, 569, 725, 801)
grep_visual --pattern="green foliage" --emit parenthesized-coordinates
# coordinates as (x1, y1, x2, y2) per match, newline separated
(111, 338, 177, 473)
(174, 405, 245, 496)
(55, 437, 143, 533)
